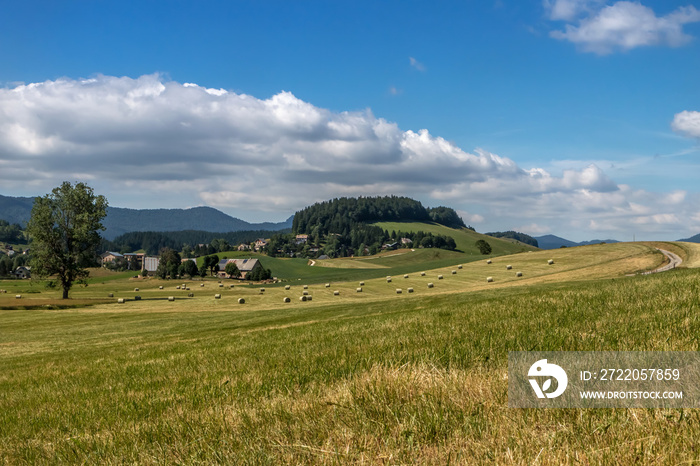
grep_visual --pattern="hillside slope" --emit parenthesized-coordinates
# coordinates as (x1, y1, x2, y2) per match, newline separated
(374, 221, 538, 256)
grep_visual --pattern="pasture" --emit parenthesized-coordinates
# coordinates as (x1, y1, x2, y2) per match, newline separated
(1, 242, 700, 463)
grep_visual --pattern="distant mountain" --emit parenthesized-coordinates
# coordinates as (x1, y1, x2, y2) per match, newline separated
(0, 194, 293, 240)
(678, 233, 700, 243)
(485, 231, 539, 248)
(534, 234, 619, 250)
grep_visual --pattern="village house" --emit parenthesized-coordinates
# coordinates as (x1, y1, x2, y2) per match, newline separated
(12, 266, 31, 279)
(237, 243, 251, 251)
(295, 234, 309, 245)
(101, 251, 124, 264)
(254, 239, 268, 251)
(217, 258, 263, 279)
(401, 237, 413, 245)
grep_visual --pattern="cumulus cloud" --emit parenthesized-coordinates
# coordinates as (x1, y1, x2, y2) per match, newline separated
(548, 1, 700, 54)
(672, 110, 700, 139)
(409, 57, 426, 71)
(0, 73, 696, 240)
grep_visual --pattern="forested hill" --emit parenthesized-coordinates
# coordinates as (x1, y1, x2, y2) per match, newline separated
(292, 196, 467, 235)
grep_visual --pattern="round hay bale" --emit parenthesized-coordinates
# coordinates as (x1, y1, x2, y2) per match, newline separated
(229, 284, 235, 288)
(356, 287, 362, 293)
(420, 272, 426, 276)
(303, 285, 308, 290)
(188, 293, 194, 297)
(458, 265, 463, 269)
(260, 288, 265, 293)
(506, 265, 512, 270)
(176, 286, 181, 290)
(108, 293, 114, 298)
(299, 296, 307, 302)
(333, 290, 340, 296)
(396, 289, 402, 294)
(487, 277, 494, 283)
(548, 259, 554, 265)
(135, 296, 141, 300)
(427, 283, 434, 288)
(407, 288, 414, 293)
(159, 286, 164, 290)
(283, 297, 291, 303)
(134, 288, 139, 292)
(285, 285, 291, 290)
(15, 294, 21, 299)
(438, 275, 444, 280)
(117, 298, 125, 303)
(359, 281, 365, 286)
(238, 298, 245, 304)
(215, 294, 222, 299)
(168, 296, 175, 301)
(325, 283, 330, 288)
(404, 274, 409, 279)
(302, 290, 309, 296)
(386, 278, 392, 283)
(200, 283, 205, 287)
(306, 295, 312, 301)
(186, 287, 190, 291)
(516, 272, 523, 277)
(486, 260, 492, 264)
(451, 270, 457, 274)
(219, 284, 224, 287)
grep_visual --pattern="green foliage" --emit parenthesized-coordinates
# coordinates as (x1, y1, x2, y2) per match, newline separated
(179, 259, 199, 278)
(26, 182, 108, 299)
(485, 230, 539, 247)
(202, 255, 220, 277)
(426, 206, 466, 229)
(247, 265, 272, 281)
(155, 248, 181, 279)
(0, 219, 24, 243)
(224, 261, 241, 278)
(475, 239, 492, 255)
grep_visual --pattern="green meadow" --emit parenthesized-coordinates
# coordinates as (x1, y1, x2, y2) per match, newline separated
(1, 242, 700, 463)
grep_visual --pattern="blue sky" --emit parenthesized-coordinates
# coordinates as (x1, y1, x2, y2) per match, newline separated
(1, 0, 699, 241)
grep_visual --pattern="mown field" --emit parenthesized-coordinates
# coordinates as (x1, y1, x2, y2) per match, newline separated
(1, 242, 700, 463)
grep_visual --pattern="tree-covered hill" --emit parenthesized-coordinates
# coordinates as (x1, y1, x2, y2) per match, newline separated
(485, 231, 539, 248)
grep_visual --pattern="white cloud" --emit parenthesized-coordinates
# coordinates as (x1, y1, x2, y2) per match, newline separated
(409, 57, 426, 71)
(544, 0, 604, 21)
(672, 110, 700, 139)
(548, 2, 700, 54)
(0, 73, 697, 240)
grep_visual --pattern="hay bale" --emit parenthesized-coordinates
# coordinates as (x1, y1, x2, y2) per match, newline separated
(285, 285, 291, 290)
(303, 290, 309, 296)
(506, 265, 512, 270)
(438, 275, 444, 280)
(516, 272, 523, 277)
(229, 284, 235, 288)
(117, 298, 125, 303)
(420, 272, 426, 276)
(238, 298, 245, 304)
(306, 296, 312, 301)
(300, 296, 307, 302)
(325, 283, 330, 288)
(283, 297, 291, 303)
(451, 270, 457, 274)
(108, 293, 114, 298)
(396, 289, 402, 294)
(135, 296, 141, 300)
(159, 286, 164, 290)
(260, 288, 265, 293)
(486, 260, 492, 264)
(359, 281, 365, 286)
(356, 287, 362, 293)
(214, 294, 222, 299)
(458, 265, 463, 269)
(200, 283, 205, 287)
(168, 296, 175, 301)
(386, 278, 392, 283)
(134, 288, 139, 292)
(487, 277, 494, 283)
(333, 290, 340, 296)
(427, 283, 434, 288)
(548, 259, 554, 265)
(188, 293, 194, 297)
(404, 274, 409, 279)
(176, 286, 181, 289)
(15, 295, 21, 299)
(219, 284, 224, 287)
(303, 285, 308, 290)
(407, 288, 414, 293)
(186, 287, 190, 291)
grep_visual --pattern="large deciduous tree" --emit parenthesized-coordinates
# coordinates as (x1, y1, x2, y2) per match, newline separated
(27, 182, 108, 299)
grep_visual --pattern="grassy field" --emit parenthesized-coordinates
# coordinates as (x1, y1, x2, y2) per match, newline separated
(1, 242, 700, 463)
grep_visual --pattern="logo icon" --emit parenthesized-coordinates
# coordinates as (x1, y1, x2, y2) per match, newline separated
(528, 359, 568, 398)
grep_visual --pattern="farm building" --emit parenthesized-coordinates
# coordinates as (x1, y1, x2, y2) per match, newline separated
(101, 251, 124, 264)
(142, 256, 160, 274)
(12, 266, 31, 279)
(218, 258, 263, 279)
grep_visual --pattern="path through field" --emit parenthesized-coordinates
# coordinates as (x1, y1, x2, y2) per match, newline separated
(643, 248, 682, 274)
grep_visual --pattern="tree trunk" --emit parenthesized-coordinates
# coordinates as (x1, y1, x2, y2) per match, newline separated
(62, 288, 69, 299)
